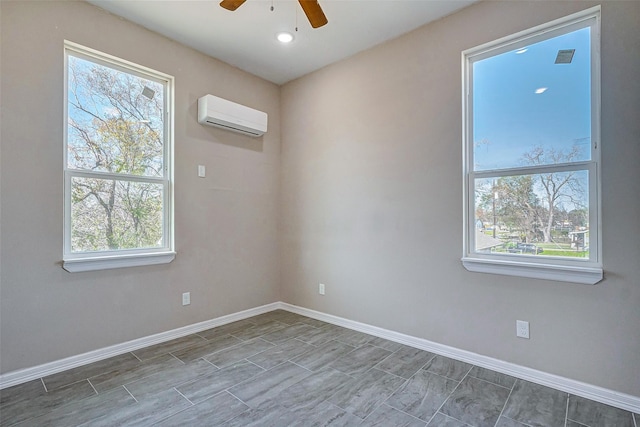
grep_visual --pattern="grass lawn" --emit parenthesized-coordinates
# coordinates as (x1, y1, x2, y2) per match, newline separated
(540, 249, 588, 258)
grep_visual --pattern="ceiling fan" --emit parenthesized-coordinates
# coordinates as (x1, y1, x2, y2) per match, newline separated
(219, 0, 328, 29)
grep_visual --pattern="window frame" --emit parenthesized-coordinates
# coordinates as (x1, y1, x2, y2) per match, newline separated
(62, 41, 175, 272)
(461, 7, 602, 285)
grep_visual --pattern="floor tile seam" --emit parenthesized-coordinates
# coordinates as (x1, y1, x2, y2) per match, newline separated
(300, 367, 363, 409)
(415, 353, 437, 373)
(421, 367, 466, 383)
(359, 345, 396, 366)
(293, 336, 320, 347)
(166, 390, 251, 425)
(566, 418, 590, 427)
(225, 388, 252, 408)
(493, 384, 518, 427)
(193, 331, 208, 340)
(168, 352, 186, 365)
(87, 378, 98, 396)
(373, 366, 411, 382)
(244, 356, 273, 370)
(334, 365, 383, 381)
(426, 368, 472, 425)
(363, 373, 410, 422)
(41, 353, 146, 390)
(309, 366, 393, 420)
(88, 357, 187, 394)
(121, 384, 138, 403)
(565, 391, 571, 427)
(172, 386, 195, 406)
(9, 379, 102, 426)
(366, 341, 399, 352)
(178, 341, 250, 363)
(292, 337, 315, 346)
(494, 390, 520, 427)
(40, 378, 48, 393)
(327, 399, 363, 420)
(275, 347, 320, 367)
(0, 394, 44, 420)
(127, 361, 221, 399)
(358, 402, 423, 425)
(246, 358, 293, 373)
(174, 360, 264, 396)
(331, 352, 394, 377)
(434, 412, 476, 426)
(214, 359, 269, 391)
(132, 349, 187, 363)
(0, 395, 47, 426)
(43, 375, 98, 392)
(204, 337, 276, 362)
(150, 403, 194, 426)
(0, 380, 103, 427)
(196, 331, 240, 342)
(465, 373, 512, 392)
(237, 357, 269, 373)
(202, 357, 222, 369)
(378, 399, 430, 425)
(374, 353, 437, 380)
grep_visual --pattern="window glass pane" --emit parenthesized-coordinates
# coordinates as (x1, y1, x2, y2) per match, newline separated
(71, 177, 164, 252)
(67, 55, 164, 177)
(473, 27, 591, 171)
(474, 171, 589, 258)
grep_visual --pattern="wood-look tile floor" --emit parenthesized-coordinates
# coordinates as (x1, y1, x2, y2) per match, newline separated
(1, 309, 638, 426)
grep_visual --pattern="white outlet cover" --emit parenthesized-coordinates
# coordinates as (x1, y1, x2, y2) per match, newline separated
(182, 292, 191, 306)
(197, 165, 206, 178)
(516, 320, 530, 339)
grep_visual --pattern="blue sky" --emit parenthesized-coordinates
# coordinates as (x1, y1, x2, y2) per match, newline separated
(473, 27, 591, 171)
(67, 55, 165, 175)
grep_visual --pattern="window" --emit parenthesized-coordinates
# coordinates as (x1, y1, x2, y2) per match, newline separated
(63, 42, 174, 272)
(462, 7, 602, 284)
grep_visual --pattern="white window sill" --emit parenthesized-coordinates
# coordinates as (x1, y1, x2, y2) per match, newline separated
(63, 251, 176, 273)
(462, 257, 603, 285)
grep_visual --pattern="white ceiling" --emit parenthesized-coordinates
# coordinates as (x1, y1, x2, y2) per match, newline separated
(87, 0, 476, 85)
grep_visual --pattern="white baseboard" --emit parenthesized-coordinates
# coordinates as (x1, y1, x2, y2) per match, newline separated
(280, 302, 640, 414)
(0, 302, 280, 390)
(1, 301, 638, 414)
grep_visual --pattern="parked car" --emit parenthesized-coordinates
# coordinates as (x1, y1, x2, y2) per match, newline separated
(515, 243, 543, 254)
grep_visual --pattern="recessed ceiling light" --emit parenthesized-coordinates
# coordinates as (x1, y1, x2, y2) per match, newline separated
(516, 48, 528, 54)
(535, 87, 548, 94)
(276, 32, 294, 43)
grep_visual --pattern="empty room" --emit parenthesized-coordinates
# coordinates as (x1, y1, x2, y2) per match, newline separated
(0, 0, 638, 426)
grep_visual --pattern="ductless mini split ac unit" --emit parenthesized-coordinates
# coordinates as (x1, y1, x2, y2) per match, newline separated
(197, 94, 268, 137)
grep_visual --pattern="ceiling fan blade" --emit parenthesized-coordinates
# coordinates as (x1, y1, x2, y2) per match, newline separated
(298, 0, 328, 29)
(220, 0, 246, 11)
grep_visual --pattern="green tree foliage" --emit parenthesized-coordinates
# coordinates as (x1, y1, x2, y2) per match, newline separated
(521, 145, 586, 243)
(67, 56, 165, 252)
(477, 144, 587, 246)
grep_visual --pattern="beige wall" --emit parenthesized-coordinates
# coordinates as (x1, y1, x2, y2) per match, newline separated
(1, 0, 639, 400)
(280, 1, 640, 397)
(0, 1, 281, 373)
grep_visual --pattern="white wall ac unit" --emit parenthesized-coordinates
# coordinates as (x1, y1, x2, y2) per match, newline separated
(197, 94, 268, 137)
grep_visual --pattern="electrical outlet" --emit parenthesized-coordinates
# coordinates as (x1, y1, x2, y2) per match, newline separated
(516, 320, 529, 339)
(319, 283, 325, 295)
(182, 292, 191, 306)
(197, 165, 206, 178)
